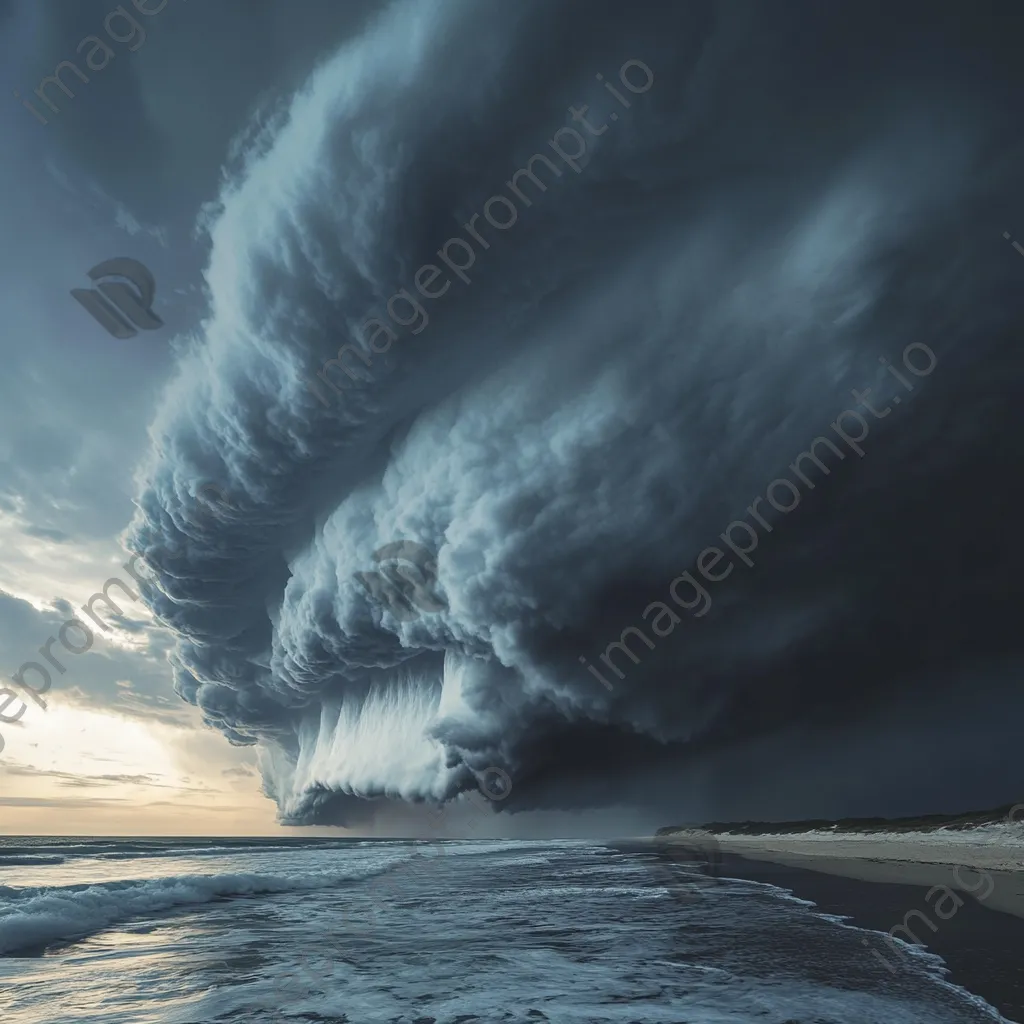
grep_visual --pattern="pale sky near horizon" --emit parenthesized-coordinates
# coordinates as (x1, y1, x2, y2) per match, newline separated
(0, 560, 317, 836)
(3, 700, 286, 836)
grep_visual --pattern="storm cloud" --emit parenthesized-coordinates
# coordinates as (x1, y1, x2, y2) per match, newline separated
(124, 0, 1024, 825)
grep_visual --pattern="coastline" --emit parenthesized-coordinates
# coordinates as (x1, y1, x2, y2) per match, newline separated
(713, 852, 1024, 1024)
(623, 834, 1024, 1023)
(705, 840, 1024, 919)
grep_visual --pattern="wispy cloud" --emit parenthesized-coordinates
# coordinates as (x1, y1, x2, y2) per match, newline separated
(2, 763, 211, 792)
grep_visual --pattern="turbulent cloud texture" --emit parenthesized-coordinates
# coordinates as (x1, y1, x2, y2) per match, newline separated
(126, 0, 1024, 825)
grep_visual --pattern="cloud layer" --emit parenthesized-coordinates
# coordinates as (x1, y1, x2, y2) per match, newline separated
(125, 0, 1024, 825)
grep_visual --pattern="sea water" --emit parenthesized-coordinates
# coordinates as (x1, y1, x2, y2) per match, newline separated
(0, 836, 1009, 1023)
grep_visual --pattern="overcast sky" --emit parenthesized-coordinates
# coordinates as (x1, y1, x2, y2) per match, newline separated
(3, 0, 1024, 837)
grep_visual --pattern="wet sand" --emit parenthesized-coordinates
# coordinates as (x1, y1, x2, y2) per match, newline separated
(713, 853, 1024, 1022)
(622, 837, 1024, 1023)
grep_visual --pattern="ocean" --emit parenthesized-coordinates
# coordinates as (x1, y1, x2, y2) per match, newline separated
(0, 836, 1010, 1023)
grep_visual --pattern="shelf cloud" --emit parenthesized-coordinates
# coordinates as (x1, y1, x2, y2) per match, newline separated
(125, 0, 1024, 825)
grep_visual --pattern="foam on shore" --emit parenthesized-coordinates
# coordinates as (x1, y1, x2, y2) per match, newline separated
(655, 824, 1024, 919)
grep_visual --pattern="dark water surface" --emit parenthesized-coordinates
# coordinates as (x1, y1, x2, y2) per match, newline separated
(0, 836, 1013, 1023)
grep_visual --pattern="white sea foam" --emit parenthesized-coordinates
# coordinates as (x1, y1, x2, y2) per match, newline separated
(0, 839, 1011, 1024)
(0, 861, 405, 954)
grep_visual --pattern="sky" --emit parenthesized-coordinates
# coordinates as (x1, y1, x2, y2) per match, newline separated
(0, 0, 387, 835)
(2, 0, 1024, 837)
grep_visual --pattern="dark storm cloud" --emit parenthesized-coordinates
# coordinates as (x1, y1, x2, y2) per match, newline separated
(12, 0, 385, 223)
(124, 0, 1024, 824)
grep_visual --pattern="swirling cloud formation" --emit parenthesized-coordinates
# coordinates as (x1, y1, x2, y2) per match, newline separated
(127, 0, 1024, 825)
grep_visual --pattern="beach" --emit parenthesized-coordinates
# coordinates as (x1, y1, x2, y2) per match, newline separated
(645, 825, 1024, 1023)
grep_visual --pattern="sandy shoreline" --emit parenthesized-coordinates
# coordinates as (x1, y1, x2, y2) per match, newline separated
(656, 829, 1024, 919)
(620, 833, 1024, 1021)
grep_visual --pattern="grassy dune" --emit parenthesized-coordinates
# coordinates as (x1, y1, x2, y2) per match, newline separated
(656, 803, 1022, 838)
